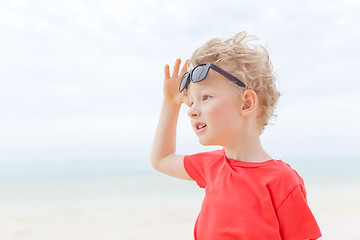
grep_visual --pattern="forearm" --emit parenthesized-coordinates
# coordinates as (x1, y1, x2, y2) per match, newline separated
(151, 100, 181, 168)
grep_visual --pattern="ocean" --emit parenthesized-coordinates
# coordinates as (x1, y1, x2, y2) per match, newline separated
(0, 157, 359, 239)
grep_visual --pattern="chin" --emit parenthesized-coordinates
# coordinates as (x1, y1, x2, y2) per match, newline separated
(198, 137, 218, 146)
(199, 141, 209, 146)
(198, 138, 209, 146)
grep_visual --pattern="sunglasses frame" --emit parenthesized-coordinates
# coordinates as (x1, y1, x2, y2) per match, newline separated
(179, 63, 246, 92)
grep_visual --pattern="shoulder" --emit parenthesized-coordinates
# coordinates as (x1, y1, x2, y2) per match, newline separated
(264, 160, 308, 208)
(183, 149, 225, 186)
(184, 149, 225, 169)
(185, 148, 224, 161)
(183, 149, 225, 188)
(269, 160, 304, 186)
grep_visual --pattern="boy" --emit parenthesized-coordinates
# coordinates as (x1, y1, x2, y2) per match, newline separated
(151, 32, 321, 240)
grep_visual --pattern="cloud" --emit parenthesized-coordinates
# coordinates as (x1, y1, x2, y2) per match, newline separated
(1, 0, 359, 161)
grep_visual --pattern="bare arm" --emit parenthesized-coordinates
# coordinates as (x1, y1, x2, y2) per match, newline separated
(150, 59, 192, 180)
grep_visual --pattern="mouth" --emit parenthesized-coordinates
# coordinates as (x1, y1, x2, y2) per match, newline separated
(194, 122, 207, 134)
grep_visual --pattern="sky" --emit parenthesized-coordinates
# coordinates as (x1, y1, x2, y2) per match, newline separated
(0, 0, 359, 162)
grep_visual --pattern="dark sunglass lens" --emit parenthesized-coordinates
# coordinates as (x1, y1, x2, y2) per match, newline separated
(179, 72, 190, 92)
(192, 65, 208, 82)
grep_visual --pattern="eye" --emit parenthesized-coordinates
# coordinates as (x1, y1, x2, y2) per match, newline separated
(202, 95, 211, 101)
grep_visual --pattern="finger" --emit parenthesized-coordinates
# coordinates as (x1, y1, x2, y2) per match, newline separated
(172, 58, 181, 77)
(180, 59, 189, 77)
(164, 64, 170, 79)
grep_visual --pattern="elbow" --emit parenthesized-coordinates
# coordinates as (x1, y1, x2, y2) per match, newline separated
(151, 159, 163, 173)
(150, 158, 157, 170)
(150, 155, 161, 171)
(150, 153, 170, 173)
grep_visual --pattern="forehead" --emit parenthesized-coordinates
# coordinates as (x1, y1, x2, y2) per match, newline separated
(186, 70, 235, 95)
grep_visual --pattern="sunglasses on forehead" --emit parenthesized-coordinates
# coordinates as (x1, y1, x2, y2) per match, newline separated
(179, 63, 246, 92)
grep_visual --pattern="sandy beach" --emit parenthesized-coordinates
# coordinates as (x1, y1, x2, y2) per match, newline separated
(0, 187, 203, 239)
(307, 182, 360, 239)
(0, 199, 201, 240)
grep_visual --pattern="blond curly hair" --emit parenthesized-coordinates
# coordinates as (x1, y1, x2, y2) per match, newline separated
(190, 32, 280, 133)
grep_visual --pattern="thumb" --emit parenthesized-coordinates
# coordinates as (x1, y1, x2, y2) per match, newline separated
(182, 92, 190, 106)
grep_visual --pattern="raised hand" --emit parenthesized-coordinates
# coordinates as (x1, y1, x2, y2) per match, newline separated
(163, 58, 189, 106)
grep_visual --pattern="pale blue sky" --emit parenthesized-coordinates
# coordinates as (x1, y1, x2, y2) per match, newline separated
(0, 0, 359, 161)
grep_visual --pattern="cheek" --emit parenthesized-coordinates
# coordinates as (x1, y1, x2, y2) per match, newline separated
(206, 102, 240, 125)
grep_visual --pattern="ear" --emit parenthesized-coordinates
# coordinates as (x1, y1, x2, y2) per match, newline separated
(240, 89, 258, 116)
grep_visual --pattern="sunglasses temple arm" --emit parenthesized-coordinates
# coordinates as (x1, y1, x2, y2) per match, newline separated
(210, 64, 246, 88)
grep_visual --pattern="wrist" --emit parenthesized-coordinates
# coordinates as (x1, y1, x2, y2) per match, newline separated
(163, 98, 182, 109)
(163, 98, 181, 108)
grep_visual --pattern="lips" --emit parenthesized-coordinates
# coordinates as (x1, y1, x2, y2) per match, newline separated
(194, 122, 207, 134)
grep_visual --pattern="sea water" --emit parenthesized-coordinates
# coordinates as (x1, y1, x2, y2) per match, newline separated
(0, 159, 203, 203)
(0, 157, 359, 239)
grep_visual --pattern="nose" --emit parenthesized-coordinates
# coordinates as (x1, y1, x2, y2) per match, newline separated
(187, 104, 200, 118)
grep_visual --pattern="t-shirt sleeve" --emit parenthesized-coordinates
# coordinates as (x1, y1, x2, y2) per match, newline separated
(184, 153, 207, 188)
(276, 184, 322, 240)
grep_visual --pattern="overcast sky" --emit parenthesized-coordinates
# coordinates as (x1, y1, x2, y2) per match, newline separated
(0, 0, 359, 162)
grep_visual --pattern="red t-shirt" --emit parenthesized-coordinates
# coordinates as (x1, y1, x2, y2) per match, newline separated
(184, 149, 321, 240)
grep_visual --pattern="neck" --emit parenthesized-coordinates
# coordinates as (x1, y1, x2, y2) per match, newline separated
(224, 129, 272, 163)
